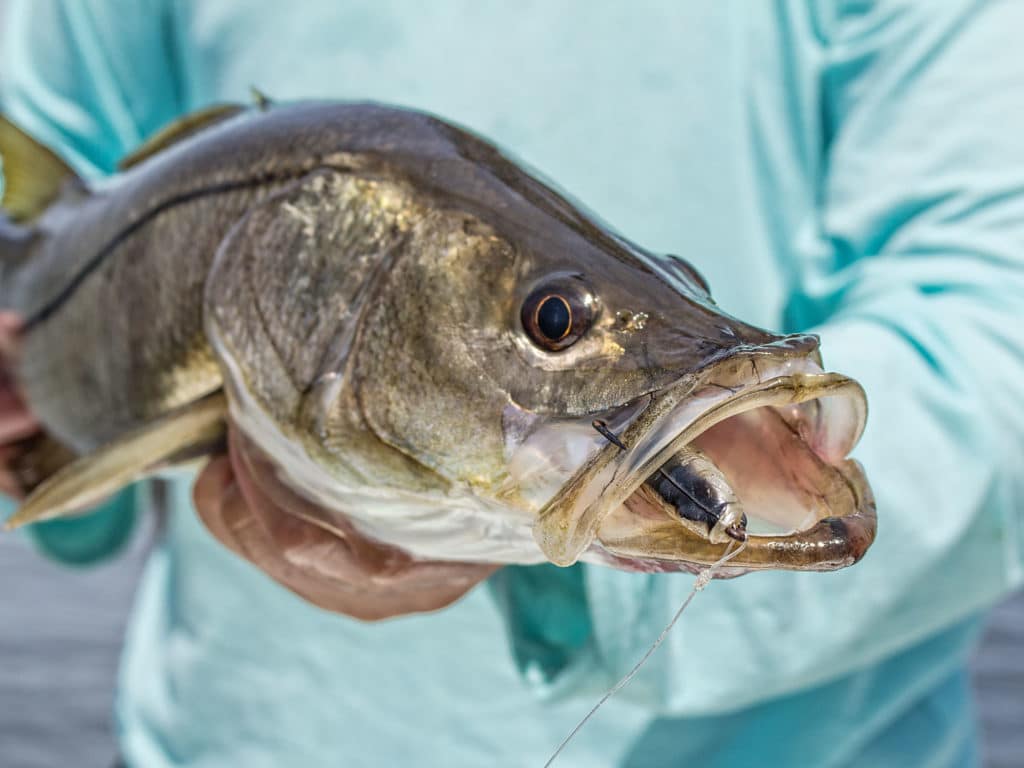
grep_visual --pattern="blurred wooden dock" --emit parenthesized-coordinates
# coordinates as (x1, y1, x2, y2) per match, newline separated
(0, 532, 1021, 767)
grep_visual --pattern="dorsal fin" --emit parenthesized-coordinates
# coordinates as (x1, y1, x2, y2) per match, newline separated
(118, 103, 245, 171)
(0, 116, 79, 222)
(250, 86, 273, 111)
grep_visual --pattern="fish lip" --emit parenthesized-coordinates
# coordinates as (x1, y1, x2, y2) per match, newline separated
(533, 347, 876, 571)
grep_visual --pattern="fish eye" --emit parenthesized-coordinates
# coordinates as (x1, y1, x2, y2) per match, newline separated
(521, 279, 594, 352)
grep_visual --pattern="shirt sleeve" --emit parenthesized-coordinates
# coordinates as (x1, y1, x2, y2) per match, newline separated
(0, 486, 139, 566)
(576, 0, 1024, 714)
(0, 0, 181, 564)
(0, 0, 183, 176)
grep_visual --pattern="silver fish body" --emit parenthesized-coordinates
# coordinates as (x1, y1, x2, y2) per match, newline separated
(0, 102, 876, 574)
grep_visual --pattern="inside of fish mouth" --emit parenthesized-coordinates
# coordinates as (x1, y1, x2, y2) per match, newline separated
(628, 393, 860, 539)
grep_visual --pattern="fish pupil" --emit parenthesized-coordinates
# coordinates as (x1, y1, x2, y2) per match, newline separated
(536, 295, 571, 341)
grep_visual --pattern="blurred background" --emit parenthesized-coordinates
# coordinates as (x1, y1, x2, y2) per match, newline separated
(2, 522, 1024, 767)
(0, 2, 1022, 767)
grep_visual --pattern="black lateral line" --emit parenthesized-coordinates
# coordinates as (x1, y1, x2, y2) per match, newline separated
(24, 172, 305, 329)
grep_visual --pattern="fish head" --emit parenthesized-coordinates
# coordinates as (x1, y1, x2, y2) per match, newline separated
(204, 110, 874, 575)
(409, 219, 875, 576)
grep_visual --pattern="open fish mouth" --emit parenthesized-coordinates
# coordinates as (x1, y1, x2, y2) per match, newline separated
(533, 336, 876, 574)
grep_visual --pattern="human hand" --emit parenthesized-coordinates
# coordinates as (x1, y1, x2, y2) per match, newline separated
(194, 426, 499, 620)
(0, 312, 41, 499)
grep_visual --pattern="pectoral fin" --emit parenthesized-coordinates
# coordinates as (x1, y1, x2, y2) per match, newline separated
(4, 392, 227, 530)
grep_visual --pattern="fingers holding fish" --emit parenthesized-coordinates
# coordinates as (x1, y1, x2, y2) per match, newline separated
(0, 446, 29, 499)
(194, 425, 499, 620)
(0, 312, 41, 499)
(0, 312, 37, 442)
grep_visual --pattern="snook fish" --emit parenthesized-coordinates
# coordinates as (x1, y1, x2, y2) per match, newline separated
(0, 101, 875, 575)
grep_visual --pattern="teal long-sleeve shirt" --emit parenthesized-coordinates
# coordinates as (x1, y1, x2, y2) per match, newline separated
(3, 2, 1024, 766)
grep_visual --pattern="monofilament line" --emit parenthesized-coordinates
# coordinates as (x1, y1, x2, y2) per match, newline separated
(542, 540, 748, 768)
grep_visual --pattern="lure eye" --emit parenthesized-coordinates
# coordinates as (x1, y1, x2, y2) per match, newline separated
(521, 279, 594, 351)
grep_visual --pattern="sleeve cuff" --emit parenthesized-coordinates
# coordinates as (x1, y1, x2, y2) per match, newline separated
(23, 485, 139, 566)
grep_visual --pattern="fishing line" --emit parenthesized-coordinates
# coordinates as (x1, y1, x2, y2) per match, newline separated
(542, 539, 748, 768)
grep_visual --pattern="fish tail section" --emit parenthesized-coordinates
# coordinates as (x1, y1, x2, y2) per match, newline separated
(0, 212, 34, 310)
(0, 115, 79, 222)
(0, 114, 80, 303)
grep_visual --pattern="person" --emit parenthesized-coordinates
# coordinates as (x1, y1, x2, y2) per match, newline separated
(2, 2, 1023, 766)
